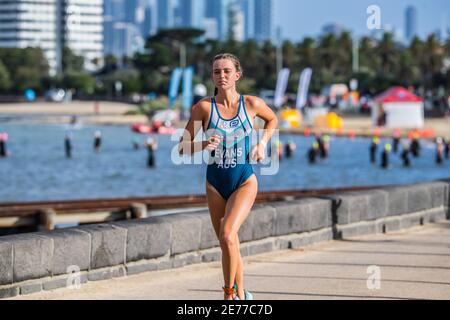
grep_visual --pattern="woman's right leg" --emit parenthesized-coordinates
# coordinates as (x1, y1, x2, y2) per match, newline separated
(206, 182, 232, 299)
(206, 181, 246, 300)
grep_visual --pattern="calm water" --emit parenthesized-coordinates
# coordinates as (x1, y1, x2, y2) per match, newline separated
(0, 123, 449, 203)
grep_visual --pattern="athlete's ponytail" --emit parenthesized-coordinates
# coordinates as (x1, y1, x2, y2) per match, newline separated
(214, 87, 218, 96)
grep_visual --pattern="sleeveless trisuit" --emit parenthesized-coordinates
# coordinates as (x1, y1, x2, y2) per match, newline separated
(206, 95, 254, 200)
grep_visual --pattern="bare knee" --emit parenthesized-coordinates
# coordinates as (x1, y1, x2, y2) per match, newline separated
(220, 230, 236, 248)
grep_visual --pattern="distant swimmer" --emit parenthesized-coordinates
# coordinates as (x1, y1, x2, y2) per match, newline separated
(145, 137, 158, 168)
(285, 139, 296, 159)
(381, 143, 391, 169)
(410, 135, 421, 158)
(436, 137, 444, 165)
(94, 131, 102, 153)
(308, 142, 319, 164)
(315, 134, 326, 159)
(322, 135, 330, 159)
(0, 132, 9, 157)
(65, 132, 73, 159)
(401, 143, 411, 168)
(370, 137, 380, 164)
(392, 129, 401, 153)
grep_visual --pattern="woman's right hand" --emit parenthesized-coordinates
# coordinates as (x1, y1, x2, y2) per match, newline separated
(205, 135, 222, 152)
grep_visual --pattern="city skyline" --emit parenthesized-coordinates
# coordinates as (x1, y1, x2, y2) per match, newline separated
(274, 0, 449, 41)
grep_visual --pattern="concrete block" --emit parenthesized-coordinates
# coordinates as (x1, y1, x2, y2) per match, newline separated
(357, 222, 377, 236)
(37, 228, 91, 276)
(126, 262, 158, 276)
(182, 210, 219, 250)
(201, 248, 221, 263)
(428, 210, 446, 223)
(0, 242, 13, 285)
(88, 269, 113, 281)
(247, 240, 275, 256)
(173, 253, 201, 269)
(251, 205, 277, 240)
(150, 214, 201, 255)
(329, 192, 369, 224)
(438, 178, 450, 208)
(0, 286, 19, 299)
(271, 200, 311, 236)
(43, 277, 68, 291)
(417, 182, 448, 208)
(20, 282, 42, 295)
(76, 224, 127, 270)
(310, 229, 333, 244)
(157, 260, 173, 271)
(43, 274, 88, 291)
(338, 223, 359, 239)
(289, 235, 310, 249)
(0, 234, 53, 283)
(238, 211, 254, 243)
(399, 215, 419, 229)
(112, 266, 126, 278)
(382, 187, 408, 216)
(405, 184, 432, 213)
(305, 198, 332, 230)
(385, 218, 401, 232)
(366, 190, 389, 220)
(112, 218, 171, 262)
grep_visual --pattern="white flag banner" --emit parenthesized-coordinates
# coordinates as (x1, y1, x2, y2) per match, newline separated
(296, 68, 313, 109)
(274, 68, 290, 108)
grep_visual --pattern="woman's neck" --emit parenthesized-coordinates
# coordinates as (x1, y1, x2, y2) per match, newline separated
(216, 88, 239, 108)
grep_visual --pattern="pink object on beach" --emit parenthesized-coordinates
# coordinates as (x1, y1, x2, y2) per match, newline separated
(374, 87, 423, 103)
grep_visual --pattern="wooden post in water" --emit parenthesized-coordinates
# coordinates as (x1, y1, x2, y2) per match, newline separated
(38, 209, 56, 231)
(130, 203, 148, 219)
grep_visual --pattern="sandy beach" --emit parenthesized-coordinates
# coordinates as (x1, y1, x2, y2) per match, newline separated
(0, 101, 148, 125)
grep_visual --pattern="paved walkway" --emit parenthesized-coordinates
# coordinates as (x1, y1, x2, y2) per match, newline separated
(10, 221, 450, 300)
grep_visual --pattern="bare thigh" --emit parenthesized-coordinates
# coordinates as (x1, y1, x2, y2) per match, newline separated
(222, 175, 258, 236)
(206, 181, 226, 238)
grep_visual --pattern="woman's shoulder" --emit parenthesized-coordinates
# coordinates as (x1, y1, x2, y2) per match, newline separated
(192, 97, 212, 114)
(243, 95, 267, 108)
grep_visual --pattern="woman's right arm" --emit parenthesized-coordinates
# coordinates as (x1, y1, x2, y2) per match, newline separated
(178, 102, 221, 155)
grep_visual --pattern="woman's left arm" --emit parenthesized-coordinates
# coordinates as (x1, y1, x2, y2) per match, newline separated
(248, 97, 278, 162)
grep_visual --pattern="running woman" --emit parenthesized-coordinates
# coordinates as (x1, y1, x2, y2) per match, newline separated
(179, 53, 278, 300)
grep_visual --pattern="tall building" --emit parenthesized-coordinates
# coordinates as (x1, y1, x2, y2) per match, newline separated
(405, 6, 418, 43)
(157, 0, 174, 30)
(229, 3, 245, 41)
(254, 0, 273, 42)
(0, 0, 59, 73)
(205, 0, 230, 41)
(142, 4, 156, 37)
(240, 0, 254, 40)
(179, 0, 205, 29)
(104, 0, 125, 21)
(204, 18, 218, 40)
(0, 0, 104, 75)
(64, 0, 104, 72)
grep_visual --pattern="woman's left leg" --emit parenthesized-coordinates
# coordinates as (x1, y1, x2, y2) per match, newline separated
(220, 175, 258, 299)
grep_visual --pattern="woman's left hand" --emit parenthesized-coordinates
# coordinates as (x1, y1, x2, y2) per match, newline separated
(251, 143, 266, 163)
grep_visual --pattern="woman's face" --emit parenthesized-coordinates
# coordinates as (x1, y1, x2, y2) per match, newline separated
(212, 58, 241, 92)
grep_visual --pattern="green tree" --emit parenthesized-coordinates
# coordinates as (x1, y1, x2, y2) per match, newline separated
(0, 59, 11, 91)
(63, 71, 96, 94)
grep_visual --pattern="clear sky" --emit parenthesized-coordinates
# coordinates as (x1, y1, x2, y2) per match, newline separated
(274, 0, 450, 41)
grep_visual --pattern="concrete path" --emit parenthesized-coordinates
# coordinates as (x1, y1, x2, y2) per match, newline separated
(10, 221, 450, 300)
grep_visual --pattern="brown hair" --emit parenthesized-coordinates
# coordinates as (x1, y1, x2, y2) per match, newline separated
(213, 53, 243, 96)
